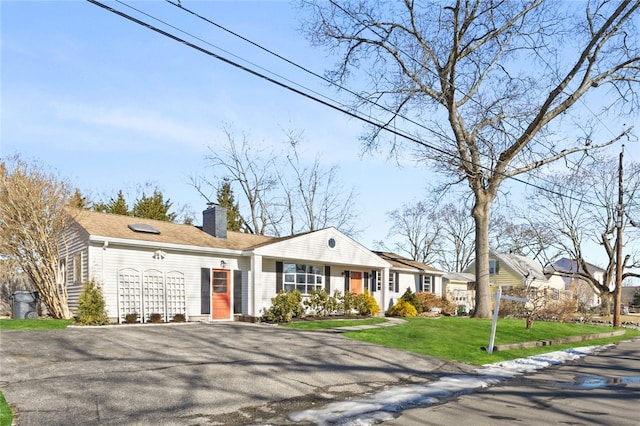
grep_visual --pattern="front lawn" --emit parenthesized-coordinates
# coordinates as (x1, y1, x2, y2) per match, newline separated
(281, 317, 388, 330)
(0, 318, 73, 330)
(342, 317, 640, 365)
(0, 392, 11, 426)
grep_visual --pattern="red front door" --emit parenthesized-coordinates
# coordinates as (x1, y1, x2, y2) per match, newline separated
(351, 271, 363, 295)
(212, 269, 230, 319)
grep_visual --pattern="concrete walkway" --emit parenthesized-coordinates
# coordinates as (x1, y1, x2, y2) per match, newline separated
(314, 317, 406, 333)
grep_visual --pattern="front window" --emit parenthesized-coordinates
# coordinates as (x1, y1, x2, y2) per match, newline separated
(421, 275, 433, 293)
(388, 273, 395, 292)
(283, 263, 323, 294)
(489, 260, 499, 275)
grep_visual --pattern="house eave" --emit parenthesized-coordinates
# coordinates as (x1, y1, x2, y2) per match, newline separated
(88, 235, 245, 256)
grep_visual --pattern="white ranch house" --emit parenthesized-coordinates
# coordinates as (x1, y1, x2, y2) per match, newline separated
(62, 207, 445, 323)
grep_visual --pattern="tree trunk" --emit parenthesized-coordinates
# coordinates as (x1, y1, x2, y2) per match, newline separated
(472, 197, 493, 318)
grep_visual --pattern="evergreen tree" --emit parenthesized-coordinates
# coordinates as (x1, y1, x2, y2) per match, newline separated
(216, 178, 244, 232)
(76, 280, 109, 326)
(68, 188, 89, 209)
(133, 189, 176, 222)
(94, 190, 131, 216)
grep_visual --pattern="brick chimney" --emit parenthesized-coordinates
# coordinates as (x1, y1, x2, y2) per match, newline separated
(202, 204, 227, 239)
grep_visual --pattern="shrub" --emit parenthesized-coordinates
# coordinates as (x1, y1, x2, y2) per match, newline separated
(354, 290, 380, 316)
(400, 288, 422, 313)
(388, 299, 417, 317)
(148, 313, 164, 323)
(415, 292, 440, 313)
(304, 288, 330, 316)
(76, 280, 109, 326)
(340, 291, 357, 316)
(124, 312, 139, 324)
(264, 290, 304, 323)
(499, 287, 578, 328)
(171, 313, 186, 322)
(437, 297, 458, 315)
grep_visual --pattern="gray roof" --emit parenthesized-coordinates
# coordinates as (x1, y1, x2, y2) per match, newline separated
(492, 251, 547, 281)
(545, 257, 605, 275)
(443, 272, 475, 283)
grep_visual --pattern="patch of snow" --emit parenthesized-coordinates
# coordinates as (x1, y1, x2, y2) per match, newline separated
(289, 344, 614, 426)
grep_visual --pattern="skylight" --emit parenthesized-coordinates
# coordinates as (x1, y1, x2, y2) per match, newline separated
(128, 223, 160, 234)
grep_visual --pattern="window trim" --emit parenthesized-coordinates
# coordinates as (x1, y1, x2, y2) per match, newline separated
(282, 262, 324, 295)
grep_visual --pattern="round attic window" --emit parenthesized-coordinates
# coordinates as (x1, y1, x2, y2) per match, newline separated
(328, 238, 336, 248)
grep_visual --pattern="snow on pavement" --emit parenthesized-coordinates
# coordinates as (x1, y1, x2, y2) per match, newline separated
(289, 344, 614, 426)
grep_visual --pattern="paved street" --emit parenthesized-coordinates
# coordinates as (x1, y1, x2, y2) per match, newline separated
(387, 337, 640, 426)
(0, 322, 474, 425)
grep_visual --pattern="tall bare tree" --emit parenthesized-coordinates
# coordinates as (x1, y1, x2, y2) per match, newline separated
(302, 0, 639, 317)
(196, 126, 359, 236)
(0, 155, 74, 319)
(281, 131, 359, 236)
(529, 154, 640, 315)
(196, 126, 280, 235)
(385, 201, 443, 265)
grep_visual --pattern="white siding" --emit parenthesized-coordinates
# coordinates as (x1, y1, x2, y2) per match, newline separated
(60, 225, 90, 315)
(88, 241, 249, 322)
(255, 228, 388, 268)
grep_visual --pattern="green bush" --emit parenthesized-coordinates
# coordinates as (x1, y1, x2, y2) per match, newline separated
(340, 291, 357, 316)
(303, 288, 330, 316)
(354, 290, 380, 316)
(388, 299, 418, 317)
(401, 288, 422, 313)
(264, 290, 304, 323)
(76, 280, 109, 326)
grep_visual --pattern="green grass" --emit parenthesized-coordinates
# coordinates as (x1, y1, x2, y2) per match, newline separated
(0, 389, 12, 426)
(342, 317, 640, 365)
(281, 317, 388, 330)
(0, 318, 73, 330)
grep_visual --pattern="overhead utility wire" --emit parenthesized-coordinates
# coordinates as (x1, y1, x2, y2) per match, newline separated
(87, 0, 606, 207)
(169, 0, 615, 200)
(326, 1, 627, 184)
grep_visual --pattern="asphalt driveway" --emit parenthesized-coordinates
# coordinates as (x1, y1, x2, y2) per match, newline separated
(0, 322, 474, 425)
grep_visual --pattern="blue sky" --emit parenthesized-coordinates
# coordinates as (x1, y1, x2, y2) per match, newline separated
(1, 0, 432, 249)
(2, 1, 639, 259)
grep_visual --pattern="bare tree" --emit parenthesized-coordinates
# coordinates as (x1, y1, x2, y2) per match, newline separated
(302, 0, 639, 317)
(0, 155, 75, 319)
(281, 131, 359, 236)
(490, 213, 560, 263)
(437, 201, 477, 273)
(529, 155, 640, 315)
(196, 126, 359, 237)
(386, 201, 443, 265)
(198, 126, 280, 235)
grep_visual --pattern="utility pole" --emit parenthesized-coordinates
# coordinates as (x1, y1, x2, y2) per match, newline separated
(613, 146, 624, 328)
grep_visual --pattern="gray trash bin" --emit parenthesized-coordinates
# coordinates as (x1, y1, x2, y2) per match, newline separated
(9, 290, 39, 319)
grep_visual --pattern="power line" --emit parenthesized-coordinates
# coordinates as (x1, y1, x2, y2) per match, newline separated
(86, 0, 618, 208)
(167, 0, 631, 200)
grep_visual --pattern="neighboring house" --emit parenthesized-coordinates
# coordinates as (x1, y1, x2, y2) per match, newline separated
(443, 272, 476, 314)
(61, 207, 443, 323)
(621, 286, 640, 309)
(545, 258, 611, 309)
(464, 251, 565, 296)
(372, 252, 445, 310)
